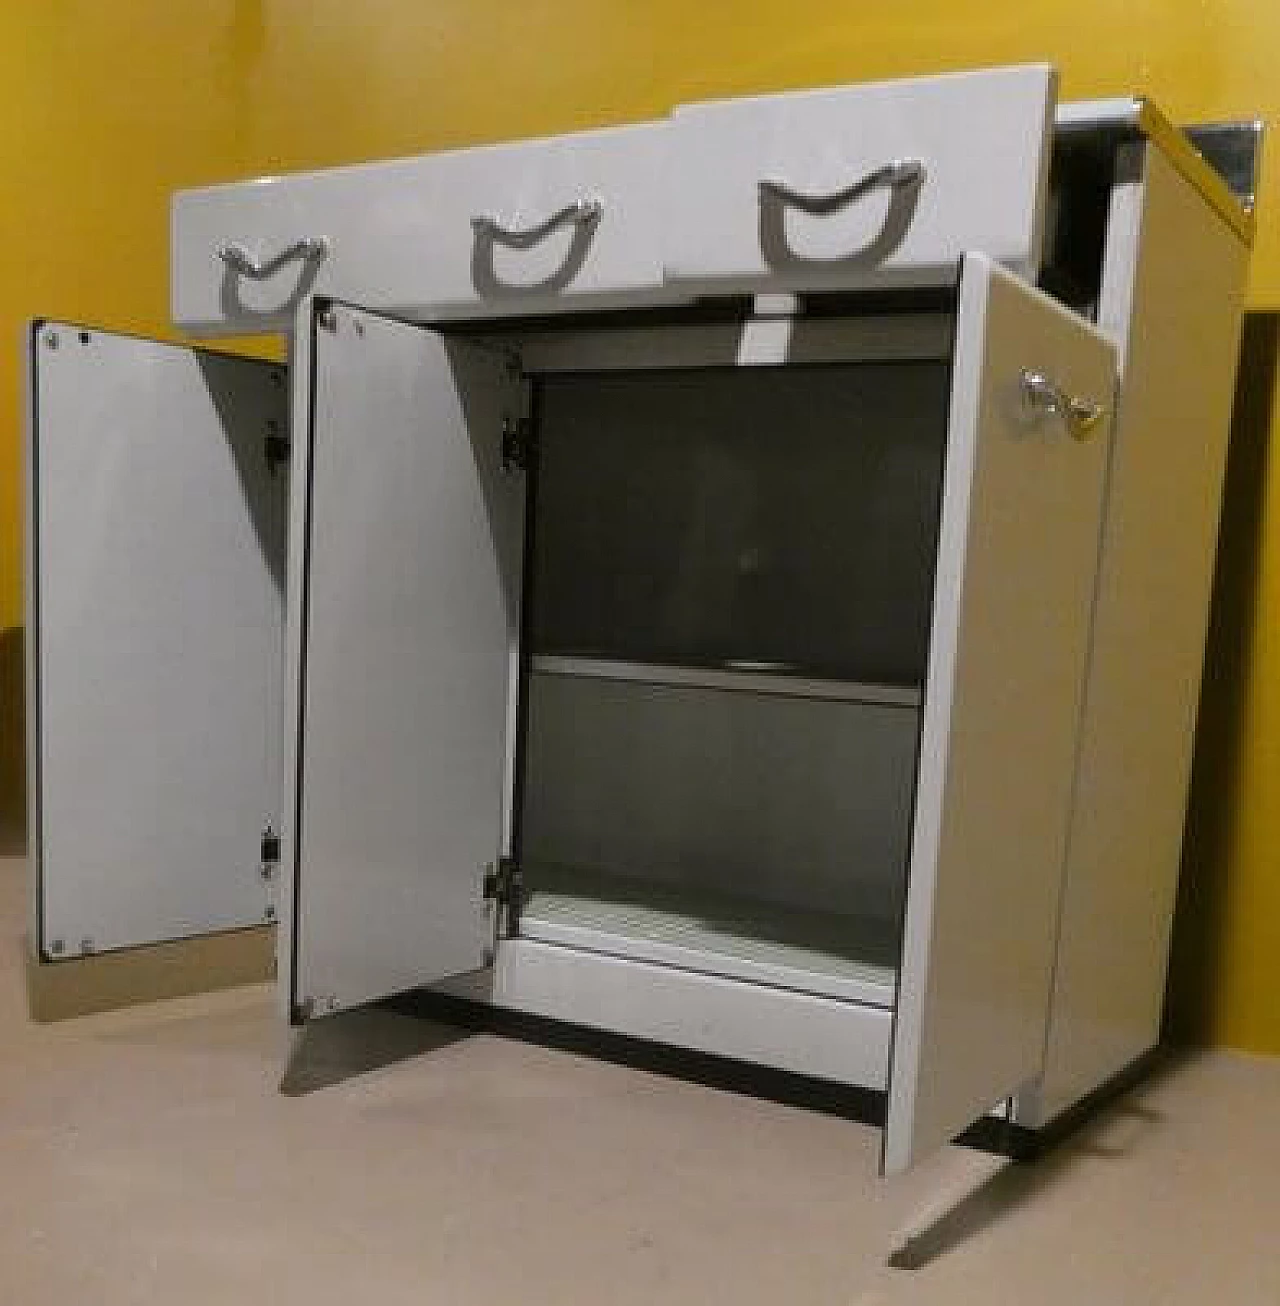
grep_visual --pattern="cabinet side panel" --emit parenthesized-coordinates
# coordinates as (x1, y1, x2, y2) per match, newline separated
(1032, 144, 1249, 1124)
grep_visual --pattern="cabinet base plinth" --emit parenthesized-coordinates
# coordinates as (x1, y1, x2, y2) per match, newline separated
(385, 989, 1168, 1165)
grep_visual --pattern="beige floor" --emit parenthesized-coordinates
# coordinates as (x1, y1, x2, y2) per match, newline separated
(2, 853, 1278, 1305)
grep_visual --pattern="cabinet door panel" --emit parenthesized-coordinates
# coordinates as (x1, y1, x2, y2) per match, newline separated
(883, 256, 1116, 1174)
(286, 302, 525, 1017)
(28, 324, 285, 957)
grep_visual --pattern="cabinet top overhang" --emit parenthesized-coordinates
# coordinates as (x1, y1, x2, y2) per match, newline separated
(1056, 97, 1259, 244)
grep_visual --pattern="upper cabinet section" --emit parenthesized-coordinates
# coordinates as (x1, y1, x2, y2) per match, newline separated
(172, 122, 667, 335)
(664, 65, 1057, 294)
(171, 65, 1058, 335)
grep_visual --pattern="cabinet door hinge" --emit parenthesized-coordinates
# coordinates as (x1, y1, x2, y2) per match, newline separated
(265, 433, 291, 475)
(482, 857, 525, 907)
(260, 824, 281, 881)
(501, 417, 536, 473)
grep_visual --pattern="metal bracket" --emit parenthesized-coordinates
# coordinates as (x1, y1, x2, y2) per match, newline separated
(1186, 120, 1264, 213)
(260, 824, 280, 881)
(483, 857, 525, 908)
(265, 422, 290, 476)
(501, 417, 537, 473)
(295, 994, 339, 1022)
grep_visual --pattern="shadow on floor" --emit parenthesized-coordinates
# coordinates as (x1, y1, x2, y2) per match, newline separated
(280, 1001, 473, 1095)
(888, 1048, 1192, 1270)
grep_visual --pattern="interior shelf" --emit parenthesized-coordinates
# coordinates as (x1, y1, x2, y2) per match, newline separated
(530, 655, 922, 708)
(519, 863, 900, 1009)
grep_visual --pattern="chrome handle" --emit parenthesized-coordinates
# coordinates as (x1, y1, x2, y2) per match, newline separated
(758, 158, 926, 215)
(216, 236, 330, 279)
(1020, 369, 1108, 441)
(471, 199, 602, 249)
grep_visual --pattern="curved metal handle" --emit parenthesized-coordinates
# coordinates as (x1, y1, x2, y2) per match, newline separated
(1020, 369, 1108, 442)
(471, 199, 602, 249)
(758, 158, 926, 215)
(217, 236, 330, 280)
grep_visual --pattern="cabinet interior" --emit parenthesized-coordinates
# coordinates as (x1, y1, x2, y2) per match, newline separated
(1038, 126, 1119, 313)
(513, 357, 952, 1006)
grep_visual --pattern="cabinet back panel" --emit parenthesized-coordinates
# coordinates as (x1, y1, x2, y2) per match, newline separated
(521, 672, 916, 925)
(529, 364, 949, 684)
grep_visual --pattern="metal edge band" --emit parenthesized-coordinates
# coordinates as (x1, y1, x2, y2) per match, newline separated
(1135, 98, 1257, 246)
(529, 655, 923, 708)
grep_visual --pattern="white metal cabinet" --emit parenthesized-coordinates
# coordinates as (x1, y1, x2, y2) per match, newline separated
(29, 65, 1256, 1180)
(664, 64, 1057, 293)
(280, 253, 1115, 1175)
(171, 121, 667, 336)
(26, 325, 286, 957)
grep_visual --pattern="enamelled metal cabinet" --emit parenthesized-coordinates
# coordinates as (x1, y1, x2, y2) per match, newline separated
(25, 65, 1261, 1175)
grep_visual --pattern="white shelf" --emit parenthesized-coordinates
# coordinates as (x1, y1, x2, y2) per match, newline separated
(530, 655, 922, 709)
(519, 864, 899, 1009)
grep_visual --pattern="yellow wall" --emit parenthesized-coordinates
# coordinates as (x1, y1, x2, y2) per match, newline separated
(0, 0, 1277, 1046)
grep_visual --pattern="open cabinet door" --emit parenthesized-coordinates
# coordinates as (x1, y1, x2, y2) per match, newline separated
(286, 301, 526, 1019)
(28, 324, 286, 959)
(882, 257, 1116, 1174)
